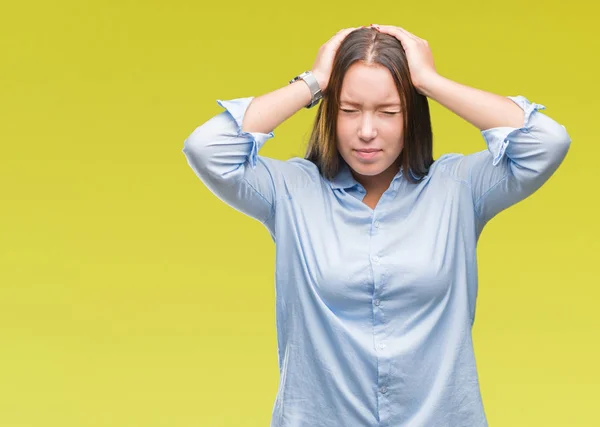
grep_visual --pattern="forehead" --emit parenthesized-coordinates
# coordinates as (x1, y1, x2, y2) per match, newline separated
(339, 62, 400, 106)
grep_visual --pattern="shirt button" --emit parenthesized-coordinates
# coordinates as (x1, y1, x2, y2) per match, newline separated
(380, 386, 388, 394)
(379, 342, 386, 349)
(372, 256, 380, 264)
(374, 221, 380, 228)
(374, 299, 381, 306)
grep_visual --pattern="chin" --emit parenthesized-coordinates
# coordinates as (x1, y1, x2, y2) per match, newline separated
(348, 161, 388, 176)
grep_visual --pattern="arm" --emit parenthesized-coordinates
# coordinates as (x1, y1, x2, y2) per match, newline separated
(418, 74, 530, 130)
(183, 28, 356, 231)
(419, 75, 572, 229)
(181, 79, 316, 228)
(241, 77, 317, 134)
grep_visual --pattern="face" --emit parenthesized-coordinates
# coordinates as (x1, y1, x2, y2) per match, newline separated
(336, 62, 404, 192)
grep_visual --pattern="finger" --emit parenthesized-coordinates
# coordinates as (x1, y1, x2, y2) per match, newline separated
(376, 25, 419, 43)
(327, 27, 357, 44)
(336, 27, 358, 37)
(395, 26, 419, 40)
(330, 27, 359, 49)
(374, 25, 414, 51)
(338, 27, 359, 38)
(391, 26, 424, 43)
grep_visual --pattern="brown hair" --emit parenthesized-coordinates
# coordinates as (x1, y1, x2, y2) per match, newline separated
(304, 27, 435, 184)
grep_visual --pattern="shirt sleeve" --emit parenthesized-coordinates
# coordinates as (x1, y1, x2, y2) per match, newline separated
(460, 95, 572, 230)
(181, 96, 310, 232)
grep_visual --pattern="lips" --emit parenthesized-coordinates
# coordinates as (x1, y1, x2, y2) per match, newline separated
(354, 149, 382, 160)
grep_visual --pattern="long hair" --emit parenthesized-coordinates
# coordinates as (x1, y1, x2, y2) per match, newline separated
(304, 27, 435, 183)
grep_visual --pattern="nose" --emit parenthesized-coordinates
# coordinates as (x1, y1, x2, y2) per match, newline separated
(358, 114, 377, 141)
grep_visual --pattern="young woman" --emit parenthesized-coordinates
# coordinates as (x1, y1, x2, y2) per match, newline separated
(182, 24, 571, 427)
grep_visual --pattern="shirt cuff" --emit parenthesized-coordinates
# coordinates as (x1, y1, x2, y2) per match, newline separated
(480, 95, 546, 166)
(216, 97, 275, 169)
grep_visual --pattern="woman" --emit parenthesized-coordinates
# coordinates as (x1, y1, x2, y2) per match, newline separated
(182, 24, 571, 427)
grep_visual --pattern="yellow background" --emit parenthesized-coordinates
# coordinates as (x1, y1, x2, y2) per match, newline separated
(1, 0, 598, 426)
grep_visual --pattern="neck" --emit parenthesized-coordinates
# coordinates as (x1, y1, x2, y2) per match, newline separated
(352, 162, 400, 194)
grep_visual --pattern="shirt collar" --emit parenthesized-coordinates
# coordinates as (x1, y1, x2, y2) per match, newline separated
(327, 161, 416, 190)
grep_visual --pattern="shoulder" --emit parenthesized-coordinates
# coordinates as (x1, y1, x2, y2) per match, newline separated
(255, 155, 320, 194)
(430, 152, 464, 174)
(430, 150, 494, 185)
(286, 156, 320, 176)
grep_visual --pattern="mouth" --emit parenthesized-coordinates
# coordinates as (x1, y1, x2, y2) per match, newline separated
(354, 149, 382, 160)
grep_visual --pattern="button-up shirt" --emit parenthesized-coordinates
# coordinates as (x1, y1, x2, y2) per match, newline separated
(182, 95, 571, 426)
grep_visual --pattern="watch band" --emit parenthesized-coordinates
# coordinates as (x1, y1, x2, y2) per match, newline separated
(289, 70, 323, 109)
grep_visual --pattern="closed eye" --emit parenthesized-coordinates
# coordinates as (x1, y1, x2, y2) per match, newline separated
(340, 109, 400, 115)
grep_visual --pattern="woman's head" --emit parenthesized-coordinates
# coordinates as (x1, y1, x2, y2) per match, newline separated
(305, 27, 434, 187)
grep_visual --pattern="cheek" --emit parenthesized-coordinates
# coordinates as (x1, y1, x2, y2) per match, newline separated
(336, 135, 351, 152)
(336, 123, 352, 148)
(382, 122, 404, 141)
(336, 117, 348, 133)
(381, 118, 403, 132)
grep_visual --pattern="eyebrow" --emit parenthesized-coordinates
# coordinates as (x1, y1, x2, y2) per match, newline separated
(339, 100, 401, 108)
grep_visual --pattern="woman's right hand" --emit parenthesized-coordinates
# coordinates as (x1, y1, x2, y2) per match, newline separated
(311, 27, 358, 93)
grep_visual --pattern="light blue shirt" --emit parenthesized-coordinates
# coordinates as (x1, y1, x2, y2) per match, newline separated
(182, 95, 571, 427)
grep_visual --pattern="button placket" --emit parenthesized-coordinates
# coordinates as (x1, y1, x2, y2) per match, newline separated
(371, 219, 389, 406)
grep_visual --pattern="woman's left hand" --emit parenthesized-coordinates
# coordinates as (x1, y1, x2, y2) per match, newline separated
(370, 24, 439, 95)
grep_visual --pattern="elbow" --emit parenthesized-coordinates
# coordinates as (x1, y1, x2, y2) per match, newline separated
(182, 135, 205, 164)
(509, 124, 572, 185)
(182, 112, 230, 162)
(181, 124, 248, 184)
(556, 124, 572, 148)
(182, 124, 211, 158)
(528, 123, 571, 181)
(545, 123, 572, 165)
(529, 112, 572, 170)
(181, 126, 218, 181)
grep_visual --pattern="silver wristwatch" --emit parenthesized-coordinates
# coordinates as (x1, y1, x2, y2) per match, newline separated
(289, 70, 323, 109)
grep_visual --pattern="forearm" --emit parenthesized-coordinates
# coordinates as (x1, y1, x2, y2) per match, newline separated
(241, 79, 314, 134)
(418, 74, 525, 131)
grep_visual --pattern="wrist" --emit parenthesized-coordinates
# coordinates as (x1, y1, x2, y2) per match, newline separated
(311, 70, 328, 92)
(414, 72, 443, 98)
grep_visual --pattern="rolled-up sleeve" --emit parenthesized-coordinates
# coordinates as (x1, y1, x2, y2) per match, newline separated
(461, 95, 572, 229)
(182, 97, 280, 228)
